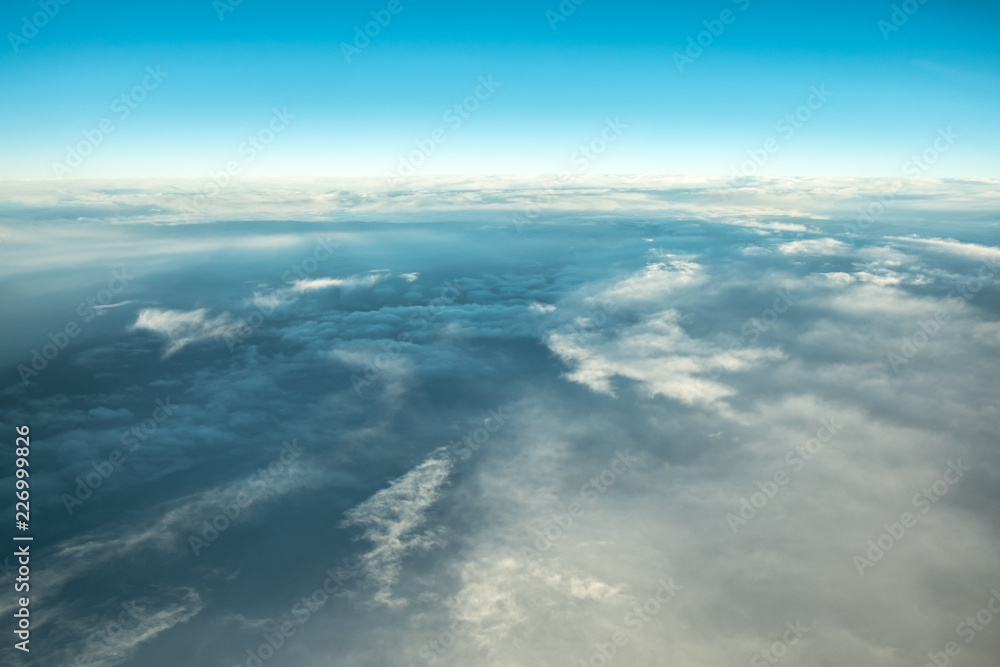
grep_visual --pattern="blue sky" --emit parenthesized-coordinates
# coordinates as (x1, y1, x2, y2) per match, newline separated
(2, 0, 998, 179)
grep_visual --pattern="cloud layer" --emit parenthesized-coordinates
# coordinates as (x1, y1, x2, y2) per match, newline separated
(1, 180, 999, 666)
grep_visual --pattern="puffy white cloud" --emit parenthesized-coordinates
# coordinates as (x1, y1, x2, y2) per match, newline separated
(547, 309, 782, 407)
(590, 253, 703, 305)
(778, 238, 849, 255)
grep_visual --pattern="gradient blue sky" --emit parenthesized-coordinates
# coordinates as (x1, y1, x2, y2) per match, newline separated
(2, 0, 998, 180)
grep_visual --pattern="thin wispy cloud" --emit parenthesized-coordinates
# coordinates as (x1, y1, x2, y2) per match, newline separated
(69, 589, 203, 667)
(289, 272, 389, 293)
(342, 451, 453, 607)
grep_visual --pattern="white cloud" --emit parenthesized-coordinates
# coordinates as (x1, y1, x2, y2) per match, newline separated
(0, 456, 318, 622)
(248, 291, 288, 311)
(888, 236, 1000, 263)
(591, 253, 703, 305)
(289, 272, 389, 293)
(71, 589, 203, 667)
(133, 273, 391, 356)
(853, 270, 904, 286)
(857, 245, 913, 266)
(131, 308, 241, 356)
(547, 309, 781, 407)
(778, 238, 849, 255)
(341, 450, 453, 606)
(91, 300, 136, 312)
(448, 556, 625, 656)
(726, 219, 810, 233)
